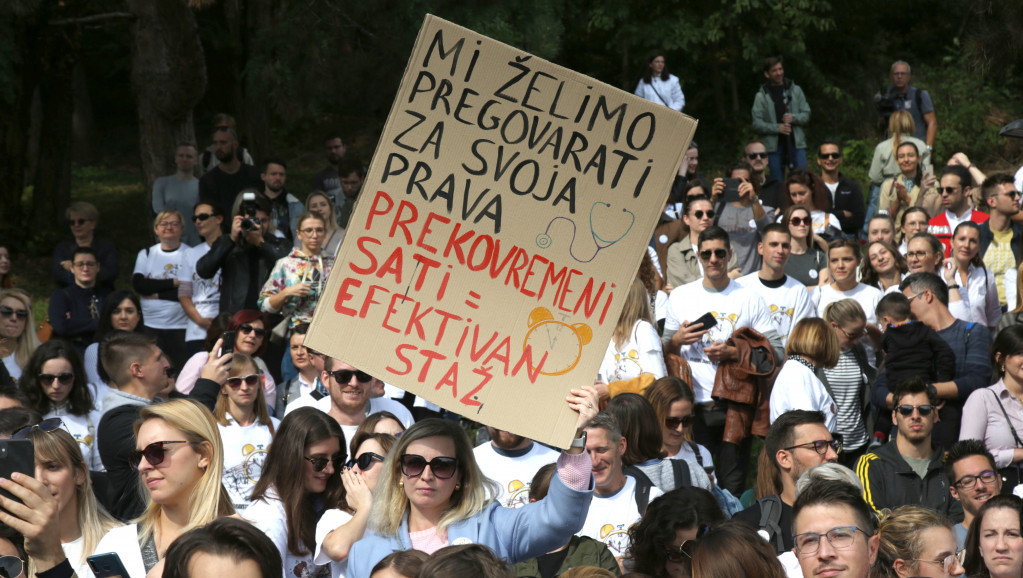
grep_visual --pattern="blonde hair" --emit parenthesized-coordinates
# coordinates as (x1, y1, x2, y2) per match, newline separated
(304, 192, 339, 233)
(153, 209, 184, 229)
(134, 399, 235, 545)
(28, 427, 118, 574)
(613, 278, 654, 349)
(369, 419, 499, 536)
(786, 317, 840, 368)
(214, 353, 274, 432)
(888, 110, 916, 150)
(0, 290, 39, 369)
(874, 505, 951, 578)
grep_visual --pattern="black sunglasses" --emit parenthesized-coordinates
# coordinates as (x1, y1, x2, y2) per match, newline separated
(38, 372, 74, 386)
(789, 216, 811, 226)
(699, 249, 727, 261)
(0, 306, 29, 320)
(691, 209, 714, 220)
(896, 404, 934, 417)
(746, 152, 768, 159)
(239, 323, 267, 336)
(226, 374, 260, 388)
(305, 452, 346, 473)
(0, 555, 23, 578)
(346, 452, 385, 471)
(665, 539, 698, 563)
(329, 369, 373, 384)
(400, 454, 458, 479)
(130, 440, 188, 470)
(818, 152, 842, 160)
(69, 218, 91, 226)
(192, 213, 214, 222)
(11, 417, 63, 440)
(665, 415, 695, 429)
(940, 186, 961, 195)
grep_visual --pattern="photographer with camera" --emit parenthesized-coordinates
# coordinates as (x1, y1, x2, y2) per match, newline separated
(196, 191, 291, 315)
(874, 60, 937, 149)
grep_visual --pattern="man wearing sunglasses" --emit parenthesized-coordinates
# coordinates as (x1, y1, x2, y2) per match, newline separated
(791, 479, 879, 578)
(978, 174, 1022, 309)
(286, 356, 412, 440)
(743, 140, 783, 210)
(179, 202, 224, 355)
(816, 141, 865, 236)
(52, 200, 119, 291)
(857, 378, 964, 523)
(945, 440, 1002, 549)
(927, 165, 988, 257)
(48, 247, 109, 353)
(473, 426, 558, 509)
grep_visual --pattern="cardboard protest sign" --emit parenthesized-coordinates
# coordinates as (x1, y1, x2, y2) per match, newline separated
(306, 14, 697, 447)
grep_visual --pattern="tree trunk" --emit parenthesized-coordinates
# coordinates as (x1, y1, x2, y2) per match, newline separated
(242, 0, 272, 159)
(0, 16, 40, 228)
(126, 0, 207, 210)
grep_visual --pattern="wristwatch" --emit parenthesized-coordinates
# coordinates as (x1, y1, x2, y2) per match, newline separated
(947, 284, 960, 291)
(570, 430, 587, 448)
(926, 383, 938, 399)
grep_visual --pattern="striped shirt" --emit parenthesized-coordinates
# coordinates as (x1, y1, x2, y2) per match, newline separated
(824, 350, 868, 451)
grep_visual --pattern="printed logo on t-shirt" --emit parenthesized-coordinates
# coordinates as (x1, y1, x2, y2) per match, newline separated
(223, 443, 268, 504)
(289, 560, 330, 578)
(599, 523, 632, 557)
(161, 263, 181, 279)
(505, 480, 531, 508)
(611, 350, 642, 381)
(684, 312, 738, 364)
(768, 304, 795, 339)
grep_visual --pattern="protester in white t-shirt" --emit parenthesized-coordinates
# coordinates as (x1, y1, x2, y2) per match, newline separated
(598, 278, 667, 383)
(736, 224, 817, 347)
(811, 239, 883, 365)
(178, 202, 224, 356)
(214, 354, 281, 510)
(644, 377, 714, 469)
(769, 318, 840, 431)
(21, 341, 105, 470)
(132, 210, 190, 370)
(473, 427, 559, 509)
(247, 408, 347, 578)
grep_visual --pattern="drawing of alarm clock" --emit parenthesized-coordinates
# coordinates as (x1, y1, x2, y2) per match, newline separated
(522, 307, 592, 376)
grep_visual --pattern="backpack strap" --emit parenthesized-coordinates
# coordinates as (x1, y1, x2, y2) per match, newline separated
(686, 441, 704, 467)
(756, 495, 787, 555)
(623, 466, 655, 515)
(670, 458, 691, 488)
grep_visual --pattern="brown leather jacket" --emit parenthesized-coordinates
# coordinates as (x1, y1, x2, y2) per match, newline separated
(712, 327, 779, 444)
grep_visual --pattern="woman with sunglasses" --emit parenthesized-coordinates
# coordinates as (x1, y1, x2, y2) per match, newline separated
(878, 141, 940, 227)
(822, 300, 873, 467)
(92, 398, 235, 576)
(259, 211, 334, 332)
(961, 325, 1023, 492)
(83, 290, 145, 394)
(246, 407, 346, 578)
(782, 205, 829, 288)
(644, 377, 712, 469)
(944, 221, 1002, 330)
(215, 353, 280, 510)
(0, 290, 39, 382)
(874, 505, 964, 578)
(963, 494, 1023, 578)
(665, 196, 736, 289)
(313, 432, 398, 573)
(780, 170, 842, 241)
(175, 310, 276, 404)
(19, 341, 104, 471)
(347, 386, 599, 578)
(179, 202, 225, 357)
(22, 423, 118, 577)
(597, 279, 666, 384)
(305, 191, 344, 257)
(133, 209, 191, 372)
(861, 240, 909, 294)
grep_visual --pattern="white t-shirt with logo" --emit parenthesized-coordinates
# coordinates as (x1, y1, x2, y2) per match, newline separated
(133, 243, 189, 329)
(473, 441, 560, 508)
(219, 414, 280, 510)
(45, 406, 104, 471)
(179, 243, 222, 342)
(736, 273, 817, 347)
(663, 279, 774, 403)
(577, 476, 663, 558)
(597, 319, 667, 383)
(245, 489, 332, 578)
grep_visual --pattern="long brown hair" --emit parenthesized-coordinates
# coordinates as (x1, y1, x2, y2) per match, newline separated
(860, 240, 908, 288)
(613, 279, 655, 349)
(214, 353, 274, 434)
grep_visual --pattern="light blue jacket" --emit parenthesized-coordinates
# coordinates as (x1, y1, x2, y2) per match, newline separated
(346, 469, 593, 578)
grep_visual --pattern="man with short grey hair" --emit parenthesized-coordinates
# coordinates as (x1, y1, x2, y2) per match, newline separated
(877, 60, 937, 148)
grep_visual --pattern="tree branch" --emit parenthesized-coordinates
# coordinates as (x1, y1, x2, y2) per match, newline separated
(49, 12, 135, 27)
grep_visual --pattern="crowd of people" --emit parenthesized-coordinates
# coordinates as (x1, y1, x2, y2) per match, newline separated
(0, 56, 1022, 578)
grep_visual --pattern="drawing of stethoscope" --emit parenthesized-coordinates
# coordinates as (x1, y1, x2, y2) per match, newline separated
(535, 202, 635, 263)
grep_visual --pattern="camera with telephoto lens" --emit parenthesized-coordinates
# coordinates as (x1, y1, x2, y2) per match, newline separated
(239, 192, 262, 233)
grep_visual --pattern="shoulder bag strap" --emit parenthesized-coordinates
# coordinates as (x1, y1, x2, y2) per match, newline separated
(989, 389, 1023, 448)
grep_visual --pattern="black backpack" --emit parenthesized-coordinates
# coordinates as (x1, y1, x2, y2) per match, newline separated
(756, 494, 787, 555)
(624, 460, 692, 515)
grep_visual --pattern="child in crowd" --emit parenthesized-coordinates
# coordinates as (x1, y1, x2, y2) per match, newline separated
(876, 293, 955, 384)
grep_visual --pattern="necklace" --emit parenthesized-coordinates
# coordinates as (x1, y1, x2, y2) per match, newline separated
(788, 355, 816, 372)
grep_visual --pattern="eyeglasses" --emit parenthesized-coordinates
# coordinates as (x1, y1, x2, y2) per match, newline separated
(129, 440, 189, 470)
(940, 186, 961, 195)
(909, 554, 961, 575)
(905, 251, 933, 259)
(72, 261, 98, 269)
(0, 306, 29, 320)
(347, 452, 385, 471)
(746, 152, 768, 159)
(665, 415, 694, 429)
(400, 454, 458, 479)
(158, 221, 181, 229)
(0, 555, 23, 578)
(11, 417, 63, 440)
(794, 526, 871, 555)
(69, 218, 91, 226)
(954, 470, 999, 489)
(38, 372, 74, 386)
(789, 216, 811, 226)
(691, 210, 714, 220)
(300, 227, 326, 235)
(837, 325, 866, 339)
(239, 323, 267, 337)
(192, 213, 214, 222)
(784, 439, 842, 455)
(329, 369, 373, 384)
(305, 452, 346, 473)
(664, 539, 698, 563)
(699, 249, 727, 261)
(226, 374, 260, 388)
(896, 404, 933, 417)
(905, 291, 924, 302)
(818, 152, 842, 160)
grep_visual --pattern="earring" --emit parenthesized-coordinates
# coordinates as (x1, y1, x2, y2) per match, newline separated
(455, 483, 461, 491)
(399, 480, 404, 487)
